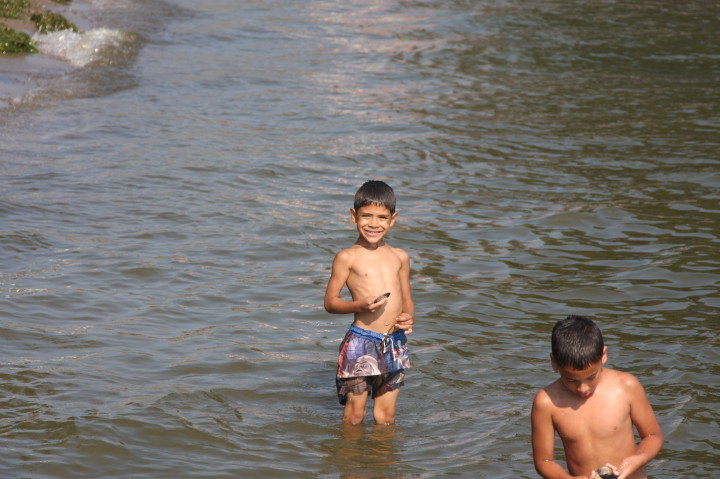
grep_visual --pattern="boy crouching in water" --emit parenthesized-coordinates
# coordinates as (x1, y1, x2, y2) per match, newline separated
(532, 315, 663, 479)
(324, 180, 415, 425)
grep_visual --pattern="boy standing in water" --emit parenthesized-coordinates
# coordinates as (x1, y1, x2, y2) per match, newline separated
(532, 315, 663, 479)
(324, 180, 415, 425)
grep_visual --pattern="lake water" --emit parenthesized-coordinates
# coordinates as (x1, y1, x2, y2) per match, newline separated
(1, 0, 718, 477)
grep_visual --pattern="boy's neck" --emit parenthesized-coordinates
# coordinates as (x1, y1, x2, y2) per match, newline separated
(355, 238, 386, 250)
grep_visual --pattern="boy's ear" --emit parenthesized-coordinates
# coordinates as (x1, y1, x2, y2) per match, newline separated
(389, 211, 398, 225)
(601, 345, 608, 365)
(350, 208, 358, 223)
(550, 353, 558, 371)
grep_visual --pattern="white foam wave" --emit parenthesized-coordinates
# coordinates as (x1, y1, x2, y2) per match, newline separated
(32, 28, 130, 68)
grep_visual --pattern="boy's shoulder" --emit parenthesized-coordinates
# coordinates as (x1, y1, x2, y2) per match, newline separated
(534, 378, 563, 404)
(602, 367, 644, 392)
(332, 244, 362, 264)
(532, 377, 567, 415)
(602, 366, 632, 379)
(388, 243, 410, 259)
(335, 244, 360, 255)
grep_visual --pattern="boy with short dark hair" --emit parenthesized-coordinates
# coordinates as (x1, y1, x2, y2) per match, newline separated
(324, 180, 415, 425)
(532, 315, 663, 479)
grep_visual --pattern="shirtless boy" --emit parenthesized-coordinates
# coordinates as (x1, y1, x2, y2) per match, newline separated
(532, 315, 663, 479)
(324, 180, 415, 425)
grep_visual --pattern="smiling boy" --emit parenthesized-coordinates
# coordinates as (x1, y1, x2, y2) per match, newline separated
(531, 315, 663, 479)
(324, 180, 414, 425)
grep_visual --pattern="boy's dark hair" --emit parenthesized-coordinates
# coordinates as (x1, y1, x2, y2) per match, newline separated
(551, 315, 605, 370)
(354, 180, 396, 214)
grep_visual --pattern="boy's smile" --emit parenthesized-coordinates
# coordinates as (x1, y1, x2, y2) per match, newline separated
(351, 204, 397, 247)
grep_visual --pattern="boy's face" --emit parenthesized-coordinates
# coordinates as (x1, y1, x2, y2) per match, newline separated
(551, 346, 607, 399)
(351, 203, 397, 246)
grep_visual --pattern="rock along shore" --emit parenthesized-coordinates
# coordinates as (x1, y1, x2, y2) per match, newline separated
(1, 0, 76, 53)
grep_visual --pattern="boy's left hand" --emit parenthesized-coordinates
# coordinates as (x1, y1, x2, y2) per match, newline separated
(592, 464, 619, 479)
(395, 313, 414, 334)
(615, 457, 641, 479)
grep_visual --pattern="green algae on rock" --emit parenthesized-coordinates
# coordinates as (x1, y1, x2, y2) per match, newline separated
(1, 0, 78, 55)
(0, 0, 29, 19)
(31, 11, 77, 33)
(0, 24, 37, 53)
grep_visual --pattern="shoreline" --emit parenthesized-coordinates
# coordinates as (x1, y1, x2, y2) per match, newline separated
(0, 0, 77, 106)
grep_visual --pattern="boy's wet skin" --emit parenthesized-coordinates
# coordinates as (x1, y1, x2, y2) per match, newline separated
(532, 316, 663, 479)
(324, 181, 415, 425)
(326, 201, 413, 336)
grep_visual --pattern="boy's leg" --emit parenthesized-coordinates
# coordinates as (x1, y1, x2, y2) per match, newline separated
(343, 390, 369, 425)
(372, 387, 400, 425)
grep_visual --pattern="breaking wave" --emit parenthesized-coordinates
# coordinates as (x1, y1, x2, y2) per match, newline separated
(32, 28, 138, 68)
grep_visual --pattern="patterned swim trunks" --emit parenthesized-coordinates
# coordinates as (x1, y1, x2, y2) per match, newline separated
(336, 323, 410, 405)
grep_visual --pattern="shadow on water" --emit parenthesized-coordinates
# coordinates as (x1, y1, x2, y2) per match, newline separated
(320, 424, 409, 479)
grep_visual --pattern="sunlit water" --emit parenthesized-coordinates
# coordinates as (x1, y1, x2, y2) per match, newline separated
(1, 0, 718, 477)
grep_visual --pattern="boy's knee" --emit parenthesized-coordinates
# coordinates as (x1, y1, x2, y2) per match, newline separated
(373, 404, 396, 425)
(343, 406, 366, 425)
(372, 387, 399, 425)
(343, 393, 368, 424)
(374, 411, 395, 425)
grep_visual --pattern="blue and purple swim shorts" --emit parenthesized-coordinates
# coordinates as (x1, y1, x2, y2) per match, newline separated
(336, 323, 410, 404)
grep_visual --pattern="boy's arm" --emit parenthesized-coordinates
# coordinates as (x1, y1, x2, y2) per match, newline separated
(324, 251, 386, 314)
(324, 250, 360, 314)
(615, 376, 664, 479)
(532, 390, 585, 479)
(395, 248, 414, 333)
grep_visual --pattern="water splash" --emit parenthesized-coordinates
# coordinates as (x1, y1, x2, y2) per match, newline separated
(32, 28, 133, 68)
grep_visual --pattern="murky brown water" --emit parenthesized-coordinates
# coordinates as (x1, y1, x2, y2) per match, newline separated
(1, 0, 718, 477)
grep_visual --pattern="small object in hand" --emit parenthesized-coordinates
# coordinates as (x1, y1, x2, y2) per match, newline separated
(374, 292, 390, 303)
(597, 466, 618, 479)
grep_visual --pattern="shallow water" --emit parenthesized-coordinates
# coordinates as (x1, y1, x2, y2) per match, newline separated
(1, 0, 718, 477)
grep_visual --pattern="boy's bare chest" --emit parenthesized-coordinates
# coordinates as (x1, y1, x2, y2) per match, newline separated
(553, 397, 630, 442)
(350, 250, 401, 276)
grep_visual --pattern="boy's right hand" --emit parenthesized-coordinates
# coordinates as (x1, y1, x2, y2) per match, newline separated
(361, 294, 389, 312)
